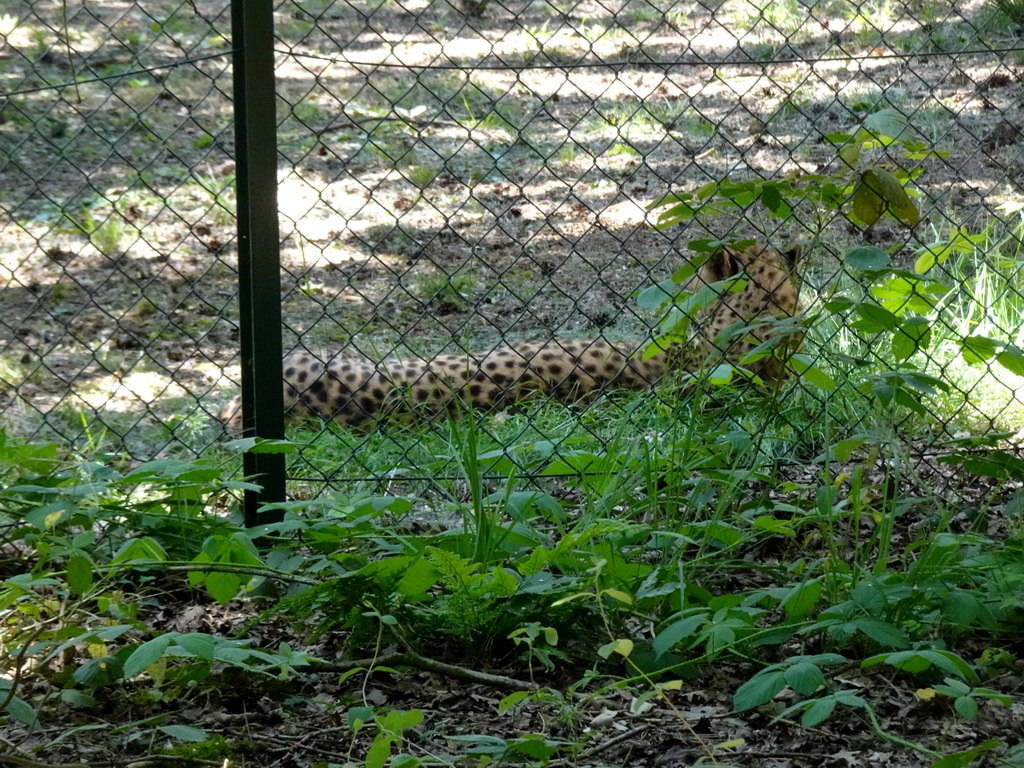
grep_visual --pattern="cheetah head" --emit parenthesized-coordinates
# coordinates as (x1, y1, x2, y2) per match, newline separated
(674, 243, 803, 380)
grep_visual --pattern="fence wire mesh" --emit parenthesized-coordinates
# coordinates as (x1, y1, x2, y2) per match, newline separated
(1, 0, 238, 456)
(3, 1, 1024, 499)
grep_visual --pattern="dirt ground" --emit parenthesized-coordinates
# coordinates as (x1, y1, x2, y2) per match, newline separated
(8, 587, 1023, 768)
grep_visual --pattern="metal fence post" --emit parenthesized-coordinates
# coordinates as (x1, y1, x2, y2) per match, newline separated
(232, 0, 286, 525)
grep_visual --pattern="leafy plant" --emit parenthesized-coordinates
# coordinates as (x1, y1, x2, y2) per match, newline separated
(652, 109, 944, 236)
(634, 239, 814, 387)
(410, 268, 479, 313)
(347, 707, 424, 768)
(992, 0, 1024, 26)
(927, 678, 1012, 719)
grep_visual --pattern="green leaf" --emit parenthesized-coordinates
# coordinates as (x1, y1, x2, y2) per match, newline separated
(507, 735, 560, 761)
(498, 690, 531, 714)
(671, 253, 707, 282)
(752, 515, 796, 536)
(845, 245, 890, 271)
(636, 279, 677, 312)
(348, 706, 374, 732)
(973, 688, 1012, 707)
(926, 651, 977, 682)
(788, 354, 836, 391)
(204, 570, 243, 604)
(941, 591, 980, 626)
(927, 740, 1003, 768)
(937, 678, 971, 696)
(654, 200, 697, 229)
(4, 695, 38, 727)
(696, 182, 718, 200)
(682, 520, 743, 547)
(839, 142, 860, 166)
(833, 690, 869, 709)
(493, 490, 566, 524)
(647, 191, 692, 211)
(391, 755, 422, 768)
(392, 558, 441, 600)
(960, 336, 999, 364)
(851, 582, 885, 612)
(653, 615, 705, 657)
(73, 656, 124, 688)
(801, 697, 836, 727)
(366, 735, 393, 768)
(60, 689, 95, 707)
(784, 662, 824, 696)
(175, 633, 217, 661)
(830, 438, 867, 462)
(111, 536, 168, 564)
(825, 130, 854, 144)
(378, 708, 424, 734)
(996, 345, 1024, 377)
(67, 553, 93, 596)
(224, 437, 297, 454)
(913, 241, 956, 274)
(892, 317, 932, 361)
(864, 650, 973, 679)
(864, 108, 908, 139)
(891, 369, 948, 395)
(159, 725, 208, 742)
(781, 581, 822, 619)
(761, 183, 790, 217)
(124, 635, 175, 678)
(953, 696, 979, 719)
(853, 172, 885, 225)
(733, 669, 786, 711)
(854, 302, 901, 332)
(598, 638, 634, 658)
(706, 363, 735, 385)
(824, 296, 856, 313)
(853, 618, 909, 648)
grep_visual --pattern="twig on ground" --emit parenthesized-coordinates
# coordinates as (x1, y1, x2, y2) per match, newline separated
(317, 651, 535, 692)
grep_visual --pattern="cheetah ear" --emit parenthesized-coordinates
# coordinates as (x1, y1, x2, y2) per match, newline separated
(706, 246, 738, 280)
(780, 244, 803, 269)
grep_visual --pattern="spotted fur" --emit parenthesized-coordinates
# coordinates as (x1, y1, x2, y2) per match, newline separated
(220, 244, 802, 430)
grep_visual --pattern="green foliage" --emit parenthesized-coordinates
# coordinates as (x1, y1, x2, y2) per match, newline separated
(410, 268, 479, 313)
(4, 362, 1024, 756)
(651, 109, 944, 232)
(627, 174, 1024, 745)
(347, 707, 424, 768)
(992, 0, 1024, 26)
(446, 732, 565, 764)
(157, 734, 240, 760)
(733, 654, 848, 712)
(930, 678, 1012, 719)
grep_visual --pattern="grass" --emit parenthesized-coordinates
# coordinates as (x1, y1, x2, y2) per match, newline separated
(725, 0, 829, 44)
(409, 267, 480, 312)
(993, 0, 1024, 25)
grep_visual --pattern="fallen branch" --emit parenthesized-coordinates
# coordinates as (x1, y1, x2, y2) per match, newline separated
(317, 651, 536, 692)
(101, 561, 317, 586)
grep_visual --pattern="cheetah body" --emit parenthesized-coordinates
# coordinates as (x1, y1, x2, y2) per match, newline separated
(221, 244, 801, 429)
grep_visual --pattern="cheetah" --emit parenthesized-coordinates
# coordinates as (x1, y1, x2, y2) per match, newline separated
(220, 243, 802, 430)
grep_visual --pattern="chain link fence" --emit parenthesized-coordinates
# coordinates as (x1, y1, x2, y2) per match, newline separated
(1, 0, 238, 457)
(3, 1, 1023, 496)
